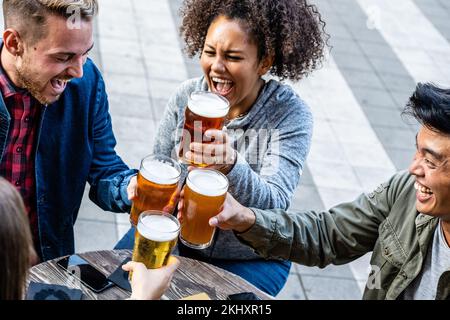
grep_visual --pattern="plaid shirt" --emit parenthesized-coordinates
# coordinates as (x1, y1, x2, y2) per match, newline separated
(0, 66, 42, 245)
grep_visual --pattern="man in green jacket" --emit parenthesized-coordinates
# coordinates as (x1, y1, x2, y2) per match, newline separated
(207, 82, 450, 300)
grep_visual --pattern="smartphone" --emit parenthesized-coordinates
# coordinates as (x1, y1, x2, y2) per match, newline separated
(56, 254, 114, 293)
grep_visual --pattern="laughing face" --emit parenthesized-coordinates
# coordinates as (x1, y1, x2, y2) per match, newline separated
(200, 15, 272, 115)
(409, 126, 450, 217)
(14, 15, 93, 105)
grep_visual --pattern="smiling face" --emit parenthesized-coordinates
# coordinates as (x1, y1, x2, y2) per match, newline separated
(200, 15, 272, 113)
(14, 14, 93, 104)
(409, 126, 450, 217)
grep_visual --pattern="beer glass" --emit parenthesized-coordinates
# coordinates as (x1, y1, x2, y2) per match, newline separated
(178, 91, 230, 167)
(131, 211, 180, 277)
(180, 169, 229, 249)
(130, 154, 181, 226)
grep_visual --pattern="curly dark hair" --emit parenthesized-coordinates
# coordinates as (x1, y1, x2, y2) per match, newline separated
(180, 0, 328, 81)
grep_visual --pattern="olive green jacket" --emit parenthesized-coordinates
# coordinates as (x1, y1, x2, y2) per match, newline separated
(237, 171, 450, 300)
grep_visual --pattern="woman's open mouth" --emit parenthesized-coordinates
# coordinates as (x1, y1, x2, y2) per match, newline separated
(414, 181, 434, 202)
(211, 77, 234, 96)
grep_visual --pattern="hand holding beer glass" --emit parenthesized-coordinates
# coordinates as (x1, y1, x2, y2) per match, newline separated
(178, 91, 230, 167)
(130, 210, 180, 280)
(129, 154, 181, 226)
(179, 169, 229, 249)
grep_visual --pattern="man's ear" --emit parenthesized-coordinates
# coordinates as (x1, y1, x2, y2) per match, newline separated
(258, 54, 274, 76)
(3, 29, 24, 57)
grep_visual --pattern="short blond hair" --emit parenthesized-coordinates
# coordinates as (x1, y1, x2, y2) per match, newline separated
(3, 0, 98, 44)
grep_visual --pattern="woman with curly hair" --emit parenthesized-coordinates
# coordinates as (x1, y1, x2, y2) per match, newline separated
(118, 0, 327, 296)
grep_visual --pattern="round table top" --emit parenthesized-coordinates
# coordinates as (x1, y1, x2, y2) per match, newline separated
(27, 249, 274, 300)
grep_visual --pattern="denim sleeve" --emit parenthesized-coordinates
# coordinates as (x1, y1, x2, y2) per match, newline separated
(87, 77, 138, 212)
(90, 169, 138, 212)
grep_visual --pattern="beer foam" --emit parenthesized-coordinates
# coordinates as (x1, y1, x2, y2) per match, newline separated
(138, 214, 180, 242)
(140, 160, 180, 185)
(186, 169, 228, 197)
(188, 91, 230, 118)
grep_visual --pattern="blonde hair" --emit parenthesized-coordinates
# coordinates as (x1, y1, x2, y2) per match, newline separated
(3, 0, 98, 43)
(0, 177, 34, 300)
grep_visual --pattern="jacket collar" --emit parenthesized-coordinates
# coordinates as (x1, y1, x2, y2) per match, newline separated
(415, 213, 439, 259)
(415, 213, 437, 227)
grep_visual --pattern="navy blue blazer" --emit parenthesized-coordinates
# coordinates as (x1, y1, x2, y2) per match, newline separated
(0, 58, 136, 261)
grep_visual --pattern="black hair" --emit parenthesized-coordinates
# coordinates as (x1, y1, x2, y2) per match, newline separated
(403, 83, 450, 136)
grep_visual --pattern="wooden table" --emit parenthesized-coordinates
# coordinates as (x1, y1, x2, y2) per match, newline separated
(27, 250, 273, 300)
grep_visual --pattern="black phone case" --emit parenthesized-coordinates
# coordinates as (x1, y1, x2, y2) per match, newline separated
(107, 257, 132, 292)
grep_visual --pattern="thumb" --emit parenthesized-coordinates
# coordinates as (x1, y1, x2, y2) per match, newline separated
(209, 216, 220, 227)
(167, 256, 180, 267)
(209, 210, 231, 228)
(164, 257, 180, 273)
(127, 176, 138, 200)
(122, 261, 136, 272)
(127, 186, 135, 201)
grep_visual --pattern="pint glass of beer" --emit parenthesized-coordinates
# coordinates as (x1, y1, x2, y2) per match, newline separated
(131, 211, 180, 277)
(178, 91, 230, 167)
(180, 169, 229, 249)
(130, 154, 181, 226)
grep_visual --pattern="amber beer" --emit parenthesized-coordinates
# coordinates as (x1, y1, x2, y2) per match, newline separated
(178, 91, 230, 167)
(180, 169, 229, 249)
(130, 154, 181, 226)
(131, 211, 180, 277)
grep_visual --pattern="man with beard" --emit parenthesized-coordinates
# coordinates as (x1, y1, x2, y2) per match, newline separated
(0, 0, 136, 262)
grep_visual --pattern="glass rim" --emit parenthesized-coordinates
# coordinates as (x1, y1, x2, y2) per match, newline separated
(140, 154, 182, 183)
(189, 90, 230, 109)
(186, 168, 229, 196)
(137, 210, 181, 235)
(187, 91, 231, 118)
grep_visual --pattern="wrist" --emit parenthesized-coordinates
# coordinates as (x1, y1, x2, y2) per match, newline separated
(216, 150, 237, 174)
(235, 207, 256, 233)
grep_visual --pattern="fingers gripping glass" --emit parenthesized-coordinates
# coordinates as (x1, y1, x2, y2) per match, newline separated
(130, 211, 180, 280)
(178, 91, 230, 167)
(180, 169, 228, 249)
(130, 154, 181, 226)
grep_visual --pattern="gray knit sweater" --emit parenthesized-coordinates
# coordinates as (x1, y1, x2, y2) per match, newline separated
(153, 77, 313, 260)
